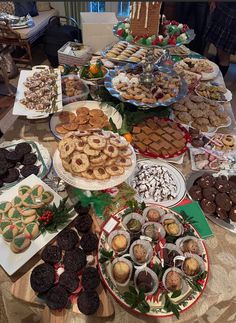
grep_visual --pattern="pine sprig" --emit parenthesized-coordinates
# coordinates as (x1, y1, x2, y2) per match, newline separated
(164, 293, 181, 319)
(123, 286, 150, 314)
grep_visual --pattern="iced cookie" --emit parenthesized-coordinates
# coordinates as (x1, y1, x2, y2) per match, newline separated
(19, 208, 37, 217)
(31, 185, 44, 199)
(14, 221, 25, 233)
(41, 191, 54, 204)
(0, 202, 12, 214)
(22, 215, 37, 224)
(8, 207, 21, 221)
(18, 185, 31, 196)
(12, 196, 23, 208)
(2, 224, 18, 242)
(0, 219, 11, 234)
(10, 233, 31, 253)
(24, 222, 39, 239)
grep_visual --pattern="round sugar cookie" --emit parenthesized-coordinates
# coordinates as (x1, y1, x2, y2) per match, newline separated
(8, 207, 21, 221)
(10, 233, 31, 253)
(2, 224, 18, 242)
(24, 222, 39, 239)
(18, 185, 31, 196)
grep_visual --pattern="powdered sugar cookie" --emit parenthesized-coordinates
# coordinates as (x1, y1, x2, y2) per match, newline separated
(106, 165, 124, 176)
(93, 167, 110, 180)
(83, 144, 100, 157)
(103, 144, 119, 158)
(71, 153, 89, 173)
(88, 135, 106, 150)
(116, 157, 132, 167)
(59, 138, 75, 159)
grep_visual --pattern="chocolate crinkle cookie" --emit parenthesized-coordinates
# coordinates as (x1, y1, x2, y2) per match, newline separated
(2, 168, 19, 183)
(63, 247, 87, 272)
(80, 233, 98, 253)
(82, 267, 100, 290)
(20, 165, 40, 178)
(59, 270, 79, 293)
(41, 245, 62, 265)
(21, 153, 37, 165)
(30, 263, 55, 293)
(57, 229, 79, 251)
(15, 142, 32, 155)
(77, 290, 100, 315)
(74, 214, 93, 233)
(46, 285, 68, 310)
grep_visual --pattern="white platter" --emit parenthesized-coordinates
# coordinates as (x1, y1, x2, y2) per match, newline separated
(0, 175, 76, 275)
(195, 83, 232, 103)
(49, 101, 123, 140)
(127, 159, 186, 207)
(53, 141, 137, 191)
(12, 65, 63, 119)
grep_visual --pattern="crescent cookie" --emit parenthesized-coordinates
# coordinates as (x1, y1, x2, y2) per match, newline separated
(76, 107, 89, 115)
(103, 144, 119, 158)
(10, 233, 31, 253)
(81, 168, 95, 179)
(119, 147, 132, 157)
(106, 165, 124, 176)
(71, 153, 89, 173)
(73, 138, 86, 152)
(93, 167, 110, 180)
(110, 137, 128, 148)
(83, 144, 100, 157)
(116, 157, 132, 167)
(87, 135, 106, 150)
(59, 138, 75, 159)
(18, 185, 31, 196)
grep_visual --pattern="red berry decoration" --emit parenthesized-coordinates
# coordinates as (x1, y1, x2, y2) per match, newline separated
(169, 37, 177, 45)
(117, 29, 123, 37)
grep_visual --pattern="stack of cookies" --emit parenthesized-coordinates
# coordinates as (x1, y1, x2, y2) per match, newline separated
(58, 130, 133, 180)
(55, 108, 110, 135)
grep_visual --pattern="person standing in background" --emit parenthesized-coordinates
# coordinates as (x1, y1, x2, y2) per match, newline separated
(204, 2, 236, 77)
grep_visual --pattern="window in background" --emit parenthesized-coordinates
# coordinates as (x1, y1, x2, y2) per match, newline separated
(89, 2, 130, 17)
(89, 2, 105, 13)
(118, 1, 130, 17)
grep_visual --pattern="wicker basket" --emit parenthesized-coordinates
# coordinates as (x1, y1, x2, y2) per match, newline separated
(58, 42, 92, 67)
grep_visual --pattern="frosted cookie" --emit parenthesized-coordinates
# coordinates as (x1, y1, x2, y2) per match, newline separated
(11, 196, 23, 208)
(0, 219, 11, 234)
(103, 145, 119, 158)
(2, 224, 18, 242)
(14, 221, 25, 233)
(18, 185, 31, 196)
(31, 185, 44, 199)
(87, 135, 106, 150)
(19, 208, 36, 217)
(93, 167, 110, 180)
(58, 138, 75, 159)
(22, 193, 44, 209)
(24, 222, 39, 239)
(106, 165, 124, 176)
(0, 202, 12, 214)
(10, 233, 31, 253)
(8, 207, 21, 221)
(41, 191, 54, 204)
(116, 157, 132, 167)
(71, 153, 89, 173)
(83, 144, 100, 157)
(22, 214, 37, 224)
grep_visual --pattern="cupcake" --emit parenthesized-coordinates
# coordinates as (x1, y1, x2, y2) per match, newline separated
(111, 234, 128, 253)
(136, 271, 153, 293)
(123, 213, 145, 234)
(162, 215, 183, 236)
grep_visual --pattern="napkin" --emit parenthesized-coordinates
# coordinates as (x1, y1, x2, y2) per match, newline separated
(172, 200, 214, 239)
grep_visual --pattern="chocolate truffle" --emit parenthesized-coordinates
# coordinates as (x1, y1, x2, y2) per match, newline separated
(136, 271, 153, 293)
(183, 258, 200, 276)
(64, 248, 87, 272)
(229, 188, 236, 204)
(57, 229, 79, 251)
(30, 263, 55, 293)
(216, 207, 228, 220)
(59, 271, 79, 293)
(229, 206, 236, 222)
(200, 198, 216, 214)
(202, 187, 218, 202)
(113, 261, 130, 283)
(165, 271, 182, 291)
(189, 185, 202, 201)
(198, 174, 215, 189)
(41, 245, 62, 265)
(215, 193, 232, 211)
(46, 286, 68, 310)
(80, 233, 98, 253)
(82, 267, 100, 290)
(74, 214, 93, 233)
(77, 290, 100, 315)
(21, 153, 37, 165)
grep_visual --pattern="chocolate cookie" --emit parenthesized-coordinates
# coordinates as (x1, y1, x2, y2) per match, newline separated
(22, 153, 37, 165)
(77, 290, 100, 315)
(74, 201, 90, 216)
(57, 229, 79, 251)
(216, 206, 228, 220)
(5, 150, 23, 162)
(20, 165, 40, 178)
(215, 193, 232, 211)
(2, 168, 19, 183)
(229, 206, 236, 222)
(15, 142, 32, 155)
(0, 160, 8, 177)
(74, 214, 93, 233)
(82, 267, 100, 290)
(229, 176, 236, 189)
(202, 187, 218, 202)
(0, 148, 7, 160)
(59, 271, 79, 293)
(200, 198, 216, 214)
(215, 178, 231, 193)
(229, 188, 236, 204)
(0, 179, 3, 188)
(191, 138, 204, 148)
(30, 263, 55, 293)
(46, 286, 68, 310)
(189, 185, 202, 201)
(80, 233, 98, 253)
(198, 174, 215, 189)
(63, 247, 87, 272)
(41, 245, 62, 265)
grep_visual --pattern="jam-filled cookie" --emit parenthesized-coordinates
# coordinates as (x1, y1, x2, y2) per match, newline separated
(116, 157, 132, 167)
(110, 137, 128, 148)
(81, 168, 95, 179)
(89, 153, 107, 165)
(93, 167, 110, 180)
(106, 165, 124, 176)
(87, 135, 106, 150)
(83, 144, 100, 157)
(71, 153, 89, 173)
(103, 145, 119, 158)
(59, 138, 75, 159)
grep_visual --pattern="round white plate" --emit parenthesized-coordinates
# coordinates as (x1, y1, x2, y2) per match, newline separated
(195, 83, 232, 103)
(127, 159, 186, 207)
(53, 143, 136, 191)
(49, 101, 123, 140)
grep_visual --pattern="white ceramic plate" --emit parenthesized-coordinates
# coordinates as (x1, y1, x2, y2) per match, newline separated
(12, 66, 63, 118)
(195, 83, 232, 103)
(127, 159, 186, 207)
(0, 175, 76, 275)
(49, 101, 123, 140)
(53, 138, 137, 191)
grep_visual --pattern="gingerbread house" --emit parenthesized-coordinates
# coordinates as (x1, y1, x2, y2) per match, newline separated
(130, 2, 162, 37)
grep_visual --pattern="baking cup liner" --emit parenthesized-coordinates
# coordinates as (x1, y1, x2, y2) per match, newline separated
(129, 239, 153, 266)
(134, 266, 159, 296)
(108, 229, 131, 255)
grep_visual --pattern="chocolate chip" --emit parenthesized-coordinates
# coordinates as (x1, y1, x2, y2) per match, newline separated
(76, 159, 82, 165)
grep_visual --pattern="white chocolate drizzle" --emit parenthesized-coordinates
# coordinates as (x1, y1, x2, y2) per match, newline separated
(137, 2, 141, 20)
(145, 2, 149, 28)
(132, 2, 137, 19)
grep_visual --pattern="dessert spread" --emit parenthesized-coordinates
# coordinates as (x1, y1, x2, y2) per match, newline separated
(195, 83, 228, 101)
(174, 58, 214, 77)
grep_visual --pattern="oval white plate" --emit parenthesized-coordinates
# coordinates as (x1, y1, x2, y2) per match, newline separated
(49, 100, 123, 140)
(195, 83, 232, 103)
(127, 159, 186, 207)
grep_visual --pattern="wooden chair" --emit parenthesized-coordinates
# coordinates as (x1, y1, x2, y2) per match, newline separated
(0, 20, 32, 66)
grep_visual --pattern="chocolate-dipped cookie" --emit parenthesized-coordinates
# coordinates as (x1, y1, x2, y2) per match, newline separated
(202, 187, 218, 202)
(22, 153, 37, 165)
(30, 263, 55, 293)
(198, 174, 215, 189)
(229, 206, 236, 222)
(46, 286, 68, 310)
(200, 198, 216, 214)
(189, 185, 202, 201)
(215, 193, 232, 211)
(57, 229, 79, 251)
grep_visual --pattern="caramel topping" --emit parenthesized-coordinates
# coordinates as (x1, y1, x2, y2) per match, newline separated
(76, 159, 82, 165)
(98, 168, 105, 175)
(108, 146, 114, 152)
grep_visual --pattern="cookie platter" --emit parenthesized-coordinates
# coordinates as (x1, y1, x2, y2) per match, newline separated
(53, 130, 136, 190)
(0, 175, 76, 275)
(105, 65, 188, 109)
(127, 159, 186, 207)
(13, 65, 63, 119)
(0, 140, 51, 191)
(98, 203, 209, 318)
(50, 101, 123, 140)
(187, 171, 236, 234)
(195, 82, 232, 103)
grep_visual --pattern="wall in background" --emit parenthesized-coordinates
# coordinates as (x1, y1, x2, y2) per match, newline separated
(51, 1, 65, 16)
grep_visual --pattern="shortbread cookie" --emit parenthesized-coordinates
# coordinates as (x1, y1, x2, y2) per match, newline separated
(18, 185, 31, 196)
(116, 157, 132, 167)
(93, 167, 110, 180)
(10, 233, 31, 253)
(81, 168, 95, 179)
(2, 224, 18, 242)
(83, 144, 100, 157)
(106, 165, 124, 176)
(87, 135, 106, 150)
(103, 145, 119, 158)
(58, 138, 75, 159)
(24, 222, 39, 239)
(71, 153, 89, 173)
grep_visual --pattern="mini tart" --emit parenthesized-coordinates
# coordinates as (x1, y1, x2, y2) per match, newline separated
(0, 202, 12, 214)
(10, 233, 31, 253)
(24, 222, 39, 239)
(18, 185, 31, 196)
(2, 224, 19, 242)
(12, 196, 23, 208)
(106, 165, 124, 176)
(0, 219, 12, 234)
(8, 207, 21, 221)
(41, 191, 54, 204)
(31, 185, 44, 199)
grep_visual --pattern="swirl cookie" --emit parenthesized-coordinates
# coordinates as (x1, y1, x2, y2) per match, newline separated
(71, 153, 89, 173)
(59, 138, 75, 159)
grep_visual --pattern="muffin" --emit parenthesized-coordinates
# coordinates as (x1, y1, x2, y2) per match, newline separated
(126, 219, 142, 233)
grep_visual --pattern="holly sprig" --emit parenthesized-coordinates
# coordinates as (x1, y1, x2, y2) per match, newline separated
(163, 293, 181, 319)
(123, 286, 150, 314)
(99, 248, 114, 264)
(122, 199, 146, 218)
(185, 271, 208, 292)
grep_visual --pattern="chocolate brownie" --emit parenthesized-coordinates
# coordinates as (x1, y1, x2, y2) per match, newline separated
(200, 198, 216, 214)
(2, 168, 19, 183)
(202, 187, 218, 202)
(30, 263, 55, 293)
(77, 290, 100, 315)
(46, 286, 68, 310)
(198, 174, 215, 189)
(22, 153, 37, 165)
(229, 206, 236, 222)
(15, 142, 32, 155)
(74, 214, 93, 233)
(59, 270, 79, 293)
(189, 185, 202, 201)
(5, 150, 23, 162)
(74, 201, 90, 216)
(20, 165, 40, 178)
(0, 160, 8, 177)
(229, 188, 236, 204)
(57, 229, 79, 251)
(80, 233, 98, 253)
(82, 267, 100, 290)
(41, 245, 62, 265)
(216, 206, 228, 220)
(63, 248, 87, 272)
(215, 193, 232, 211)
